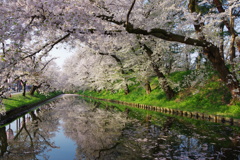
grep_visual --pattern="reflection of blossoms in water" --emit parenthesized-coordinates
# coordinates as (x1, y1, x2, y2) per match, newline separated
(0, 97, 65, 160)
(0, 102, 6, 116)
(1, 95, 240, 160)
(48, 96, 240, 160)
(6, 128, 14, 140)
(52, 96, 133, 159)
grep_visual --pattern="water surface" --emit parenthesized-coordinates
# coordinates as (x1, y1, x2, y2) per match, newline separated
(0, 95, 240, 160)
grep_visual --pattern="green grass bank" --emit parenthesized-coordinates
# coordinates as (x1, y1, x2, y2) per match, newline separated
(78, 71, 240, 119)
(2, 91, 62, 112)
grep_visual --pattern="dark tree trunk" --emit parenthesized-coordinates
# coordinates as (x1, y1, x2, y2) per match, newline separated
(124, 84, 130, 95)
(23, 84, 26, 96)
(236, 38, 240, 52)
(144, 80, 152, 94)
(142, 44, 176, 100)
(185, 52, 190, 71)
(166, 58, 173, 75)
(229, 24, 236, 62)
(219, 22, 224, 59)
(152, 65, 176, 100)
(206, 46, 240, 100)
(21, 80, 27, 97)
(30, 84, 42, 96)
(30, 86, 37, 96)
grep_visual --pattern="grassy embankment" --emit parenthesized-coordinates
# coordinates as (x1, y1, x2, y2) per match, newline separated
(2, 91, 62, 112)
(78, 71, 240, 119)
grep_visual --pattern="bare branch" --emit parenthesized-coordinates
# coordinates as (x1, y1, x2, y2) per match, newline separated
(1, 42, 6, 57)
(23, 32, 70, 60)
(13, 73, 29, 82)
(40, 57, 57, 71)
(212, 0, 237, 36)
(126, 0, 136, 28)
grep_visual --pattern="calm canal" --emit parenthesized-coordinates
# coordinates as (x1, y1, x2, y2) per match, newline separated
(0, 95, 240, 160)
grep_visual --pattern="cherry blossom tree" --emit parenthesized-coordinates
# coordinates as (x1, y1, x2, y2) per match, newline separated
(27, 59, 60, 96)
(62, 46, 130, 92)
(1, 0, 239, 101)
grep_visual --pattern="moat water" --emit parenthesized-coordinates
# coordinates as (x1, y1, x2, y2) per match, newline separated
(0, 95, 240, 160)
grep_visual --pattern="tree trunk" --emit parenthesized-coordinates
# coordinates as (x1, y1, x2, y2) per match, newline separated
(124, 20, 240, 100)
(236, 37, 240, 52)
(166, 58, 173, 75)
(21, 80, 27, 97)
(30, 86, 37, 96)
(153, 65, 175, 100)
(219, 22, 224, 59)
(142, 44, 176, 100)
(144, 80, 152, 94)
(30, 84, 42, 96)
(124, 84, 130, 95)
(22, 83, 26, 97)
(229, 12, 236, 62)
(206, 46, 240, 100)
(185, 52, 190, 71)
(196, 52, 202, 70)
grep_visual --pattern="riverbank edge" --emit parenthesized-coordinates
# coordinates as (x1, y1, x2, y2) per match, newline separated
(0, 93, 64, 126)
(79, 94, 240, 127)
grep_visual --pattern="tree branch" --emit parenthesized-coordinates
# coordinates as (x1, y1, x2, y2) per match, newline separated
(212, 0, 237, 36)
(1, 42, 6, 57)
(98, 53, 122, 64)
(94, 14, 212, 47)
(126, 0, 136, 28)
(23, 32, 70, 60)
(3, 33, 69, 70)
(40, 58, 56, 71)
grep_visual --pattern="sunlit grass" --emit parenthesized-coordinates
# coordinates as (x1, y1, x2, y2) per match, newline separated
(2, 92, 62, 111)
(78, 72, 240, 119)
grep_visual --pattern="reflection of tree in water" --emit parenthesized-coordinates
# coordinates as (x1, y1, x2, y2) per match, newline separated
(118, 115, 240, 160)
(0, 127, 7, 157)
(42, 96, 240, 160)
(6, 125, 14, 140)
(0, 100, 60, 160)
(58, 101, 188, 160)
(52, 97, 132, 159)
(1, 96, 240, 160)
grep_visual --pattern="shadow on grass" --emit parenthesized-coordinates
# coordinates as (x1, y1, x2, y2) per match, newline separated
(155, 92, 166, 100)
(5, 104, 20, 111)
(5, 96, 31, 101)
(5, 98, 21, 102)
